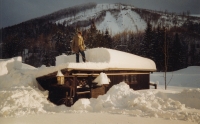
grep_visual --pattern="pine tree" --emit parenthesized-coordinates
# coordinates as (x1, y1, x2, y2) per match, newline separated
(154, 26, 165, 71)
(171, 33, 183, 70)
(104, 29, 112, 48)
(140, 22, 154, 59)
(86, 20, 98, 48)
(54, 31, 68, 55)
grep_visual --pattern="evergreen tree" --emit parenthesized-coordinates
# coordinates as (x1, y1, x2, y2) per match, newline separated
(189, 44, 196, 65)
(171, 33, 183, 70)
(156, 26, 166, 71)
(54, 31, 68, 55)
(86, 20, 98, 48)
(104, 29, 112, 48)
(140, 22, 154, 59)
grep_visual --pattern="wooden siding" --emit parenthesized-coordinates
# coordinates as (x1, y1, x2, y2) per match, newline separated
(108, 74, 149, 90)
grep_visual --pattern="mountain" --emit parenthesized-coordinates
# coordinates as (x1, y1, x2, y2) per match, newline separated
(55, 3, 146, 35)
(43, 3, 199, 35)
(2, 3, 200, 35)
(1, 3, 200, 69)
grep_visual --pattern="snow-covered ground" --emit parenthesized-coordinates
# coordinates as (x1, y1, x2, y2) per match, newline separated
(0, 48, 200, 124)
(190, 14, 200, 17)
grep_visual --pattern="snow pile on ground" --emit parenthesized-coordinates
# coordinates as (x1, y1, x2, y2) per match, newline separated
(156, 88, 200, 109)
(0, 58, 68, 117)
(0, 67, 69, 117)
(0, 86, 48, 117)
(0, 86, 68, 117)
(71, 82, 200, 123)
(0, 57, 22, 76)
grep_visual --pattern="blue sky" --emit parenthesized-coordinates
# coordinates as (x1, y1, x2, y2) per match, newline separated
(0, 0, 199, 28)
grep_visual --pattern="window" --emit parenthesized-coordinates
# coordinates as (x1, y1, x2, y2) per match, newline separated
(130, 75, 137, 84)
(123, 75, 138, 84)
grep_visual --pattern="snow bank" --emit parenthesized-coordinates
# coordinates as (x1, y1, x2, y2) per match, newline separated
(0, 61, 8, 76)
(0, 86, 67, 117)
(156, 88, 200, 109)
(0, 86, 48, 117)
(0, 56, 22, 76)
(21, 63, 36, 70)
(71, 82, 200, 123)
(0, 57, 69, 117)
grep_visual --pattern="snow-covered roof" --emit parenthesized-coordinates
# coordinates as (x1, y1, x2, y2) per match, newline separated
(56, 48, 156, 72)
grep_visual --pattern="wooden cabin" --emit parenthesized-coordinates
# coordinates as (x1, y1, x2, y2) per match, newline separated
(36, 48, 156, 106)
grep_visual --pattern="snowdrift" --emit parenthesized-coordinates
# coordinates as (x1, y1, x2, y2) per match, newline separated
(0, 57, 22, 76)
(72, 82, 200, 122)
(0, 80, 200, 123)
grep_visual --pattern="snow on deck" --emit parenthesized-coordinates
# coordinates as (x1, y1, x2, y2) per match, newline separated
(56, 48, 156, 71)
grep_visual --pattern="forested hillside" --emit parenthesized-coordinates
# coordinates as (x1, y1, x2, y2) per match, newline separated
(1, 2, 200, 71)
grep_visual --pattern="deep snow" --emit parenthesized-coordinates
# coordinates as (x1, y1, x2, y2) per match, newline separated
(0, 48, 200, 124)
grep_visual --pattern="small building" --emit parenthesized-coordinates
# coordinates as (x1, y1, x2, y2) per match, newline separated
(36, 48, 156, 106)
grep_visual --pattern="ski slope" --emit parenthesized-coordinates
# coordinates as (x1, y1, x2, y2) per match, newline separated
(55, 3, 200, 35)
(97, 9, 146, 35)
(56, 4, 146, 35)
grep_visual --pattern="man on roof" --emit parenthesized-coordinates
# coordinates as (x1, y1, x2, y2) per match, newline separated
(72, 30, 86, 63)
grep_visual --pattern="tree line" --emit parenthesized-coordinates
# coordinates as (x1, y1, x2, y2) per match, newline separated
(112, 21, 200, 71)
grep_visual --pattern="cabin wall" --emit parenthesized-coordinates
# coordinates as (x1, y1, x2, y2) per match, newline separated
(37, 77, 57, 90)
(36, 72, 151, 106)
(108, 74, 150, 90)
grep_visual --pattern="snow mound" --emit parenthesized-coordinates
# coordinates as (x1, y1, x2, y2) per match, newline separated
(21, 63, 36, 70)
(71, 82, 200, 123)
(0, 57, 22, 76)
(0, 86, 68, 117)
(156, 88, 200, 109)
(0, 69, 38, 90)
(0, 86, 48, 117)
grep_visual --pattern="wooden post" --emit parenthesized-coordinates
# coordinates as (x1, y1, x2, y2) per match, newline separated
(88, 75, 92, 98)
(73, 76, 77, 101)
(164, 27, 167, 90)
